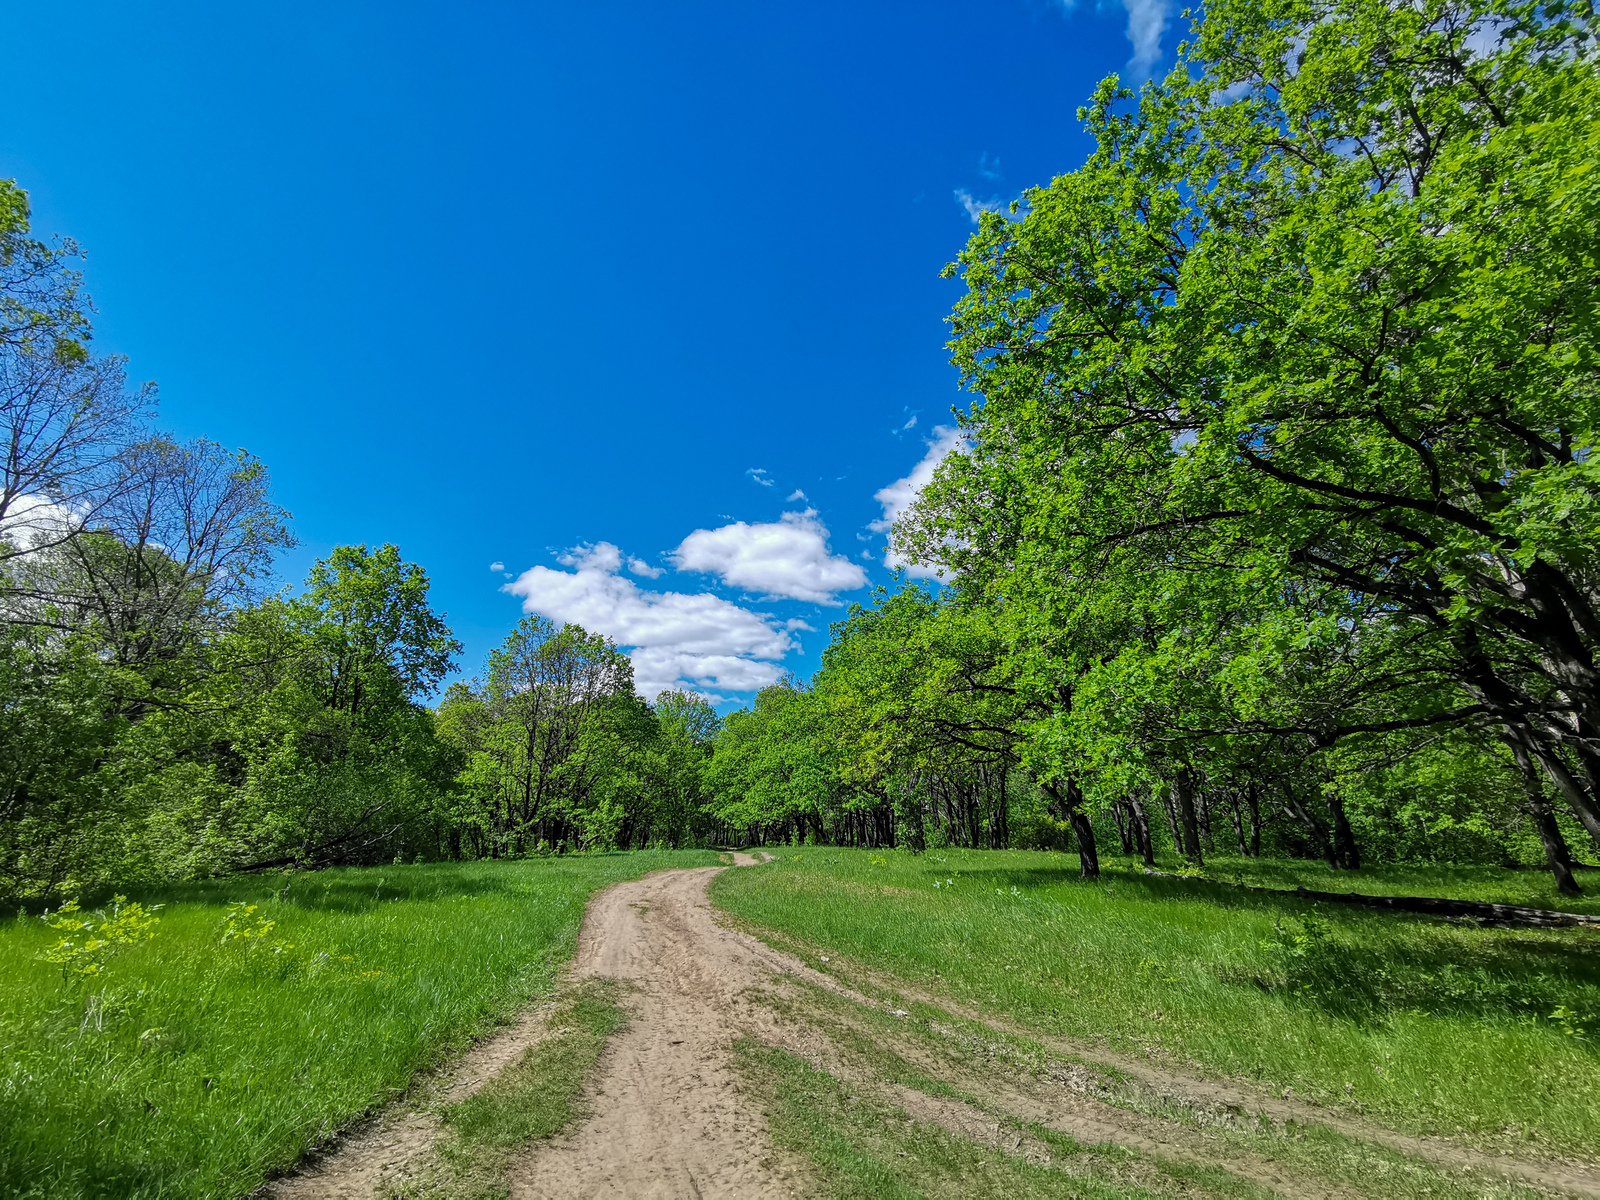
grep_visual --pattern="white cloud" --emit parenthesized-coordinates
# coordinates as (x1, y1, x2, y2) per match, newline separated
(0, 494, 84, 553)
(489, 560, 505, 572)
(628, 556, 664, 578)
(786, 489, 807, 502)
(871, 424, 966, 579)
(901, 415, 918, 431)
(1122, 0, 1172, 75)
(954, 188, 1005, 224)
(746, 467, 775, 487)
(503, 541, 801, 702)
(628, 647, 785, 699)
(1048, 0, 1168, 79)
(672, 509, 867, 604)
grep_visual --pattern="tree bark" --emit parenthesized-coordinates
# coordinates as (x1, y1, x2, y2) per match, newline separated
(1067, 806, 1100, 879)
(1173, 766, 1203, 866)
(1227, 792, 1249, 856)
(1510, 738, 1582, 896)
(1128, 794, 1155, 867)
(1327, 792, 1361, 870)
(1112, 800, 1134, 855)
(1043, 779, 1100, 879)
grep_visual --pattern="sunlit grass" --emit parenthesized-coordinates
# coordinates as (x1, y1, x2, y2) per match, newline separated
(0, 851, 718, 1200)
(712, 848, 1600, 1158)
(734, 1038, 1268, 1200)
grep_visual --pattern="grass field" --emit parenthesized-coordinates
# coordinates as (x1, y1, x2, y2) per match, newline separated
(0, 851, 719, 1200)
(710, 848, 1600, 1160)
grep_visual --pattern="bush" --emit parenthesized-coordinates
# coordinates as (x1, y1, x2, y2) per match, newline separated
(1011, 812, 1072, 852)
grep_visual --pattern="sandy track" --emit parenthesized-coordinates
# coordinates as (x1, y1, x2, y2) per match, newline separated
(511, 860, 813, 1199)
(262, 1003, 557, 1199)
(264, 858, 1600, 1199)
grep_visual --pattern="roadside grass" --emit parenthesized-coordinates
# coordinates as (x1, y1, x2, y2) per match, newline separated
(384, 979, 627, 1200)
(0, 850, 718, 1200)
(710, 848, 1600, 1159)
(734, 1038, 1271, 1199)
(752, 976, 1545, 1200)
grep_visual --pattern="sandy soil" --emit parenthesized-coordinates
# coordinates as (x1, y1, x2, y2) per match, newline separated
(511, 858, 814, 1199)
(262, 1003, 557, 1199)
(263, 854, 1600, 1199)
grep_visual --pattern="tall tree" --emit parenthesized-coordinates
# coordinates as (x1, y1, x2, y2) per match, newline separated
(903, 0, 1600, 881)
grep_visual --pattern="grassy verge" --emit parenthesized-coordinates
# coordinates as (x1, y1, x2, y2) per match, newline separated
(710, 848, 1600, 1159)
(734, 1038, 1268, 1199)
(385, 979, 626, 1200)
(0, 851, 718, 1200)
(751, 976, 1542, 1200)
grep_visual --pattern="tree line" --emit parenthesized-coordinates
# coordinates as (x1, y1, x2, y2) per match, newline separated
(665, 0, 1600, 896)
(5, 0, 1598, 898)
(0, 169, 732, 892)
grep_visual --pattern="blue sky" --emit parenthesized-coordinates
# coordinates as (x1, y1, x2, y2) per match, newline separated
(2, 0, 1165, 704)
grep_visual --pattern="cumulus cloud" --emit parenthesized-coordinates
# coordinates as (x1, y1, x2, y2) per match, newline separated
(503, 541, 801, 702)
(672, 509, 867, 604)
(489, 560, 505, 572)
(0, 494, 84, 553)
(628, 556, 664, 578)
(871, 424, 966, 579)
(746, 467, 775, 487)
(786, 489, 807, 502)
(628, 648, 785, 700)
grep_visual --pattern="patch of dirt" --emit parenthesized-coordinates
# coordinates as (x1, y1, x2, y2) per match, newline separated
(886, 1083, 1364, 1200)
(511, 866, 815, 1199)
(259, 1003, 557, 1199)
(261, 858, 1600, 1200)
(761, 933, 1600, 1198)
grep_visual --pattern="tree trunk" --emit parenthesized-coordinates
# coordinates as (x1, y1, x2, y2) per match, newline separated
(1068, 806, 1100, 879)
(1159, 790, 1184, 855)
(1246, 781, 1262, 856)
(1327, 792, 1361, 870)
(1128, 794, 1155, 867)
(1509, 738, 1582, 896)
(1112, 800, 1133, 855)
(1531, 737, 1600, 855)
(1043, 779, 1100, 879)
(1173, 767, 1203, 866)
(1228, 793, 1249, 856)
(1279, 783, 1332, 864)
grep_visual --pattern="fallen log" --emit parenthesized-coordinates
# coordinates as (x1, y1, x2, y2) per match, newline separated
(1140, 869, 1600, 929)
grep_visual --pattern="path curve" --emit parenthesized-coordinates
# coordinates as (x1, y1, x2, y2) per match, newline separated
(512, 860, 811, 1199)
(265, 855, 1600, 1199)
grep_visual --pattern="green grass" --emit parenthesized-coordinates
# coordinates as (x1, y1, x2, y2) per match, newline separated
(1190, 854, 1600, 915)
(711, 848, 1600, 1159)
(386, 979, 628, 1200)
(734, 1038, 1269, 1199)
(0, 851, 718, 1200)
(756, 975, 1543, 1200)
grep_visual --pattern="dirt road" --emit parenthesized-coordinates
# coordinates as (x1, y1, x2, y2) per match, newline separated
(512, 859, 814, 1199)
(269, 857, 1600, 1199)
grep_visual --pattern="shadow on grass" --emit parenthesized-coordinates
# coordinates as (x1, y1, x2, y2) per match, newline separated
(911, 864, 1600, 1032)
